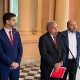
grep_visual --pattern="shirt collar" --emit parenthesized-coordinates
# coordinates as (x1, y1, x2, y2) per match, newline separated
(4, 27, 12, 33)
(68, 30, 76, 34)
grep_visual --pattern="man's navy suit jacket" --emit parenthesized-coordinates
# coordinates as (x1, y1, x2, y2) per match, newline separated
(0, 28, 23, 71)
(62, 30, 80, 66)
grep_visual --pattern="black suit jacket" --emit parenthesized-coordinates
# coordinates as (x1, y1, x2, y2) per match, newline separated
(39, 32, 65, 80)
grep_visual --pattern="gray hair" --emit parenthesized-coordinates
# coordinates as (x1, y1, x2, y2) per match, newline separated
(46, 21, 57, 31)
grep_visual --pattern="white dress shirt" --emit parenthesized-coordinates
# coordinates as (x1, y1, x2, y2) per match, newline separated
(4, 27, 13, 40)
(68, 30, 77, 59)
(50, 34, 54, 41)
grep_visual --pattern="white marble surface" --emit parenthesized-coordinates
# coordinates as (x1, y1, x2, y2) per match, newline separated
(76, 68, 80, 80)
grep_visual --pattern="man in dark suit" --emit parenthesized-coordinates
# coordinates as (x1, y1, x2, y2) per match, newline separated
(61, 20, 80, 80)
(39, 21, 66, 80)
(0, 13, 23, 80)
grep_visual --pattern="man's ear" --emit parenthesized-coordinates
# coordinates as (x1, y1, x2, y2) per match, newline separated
(6, 20, 9, 24)
(67, 26, 69, 30)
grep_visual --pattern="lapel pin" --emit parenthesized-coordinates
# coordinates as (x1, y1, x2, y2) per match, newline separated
(77, 36, 79, 37)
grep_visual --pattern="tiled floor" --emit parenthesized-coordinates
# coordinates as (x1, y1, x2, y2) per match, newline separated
(19, 62, 80, 80)
(19, 62, 40, 80)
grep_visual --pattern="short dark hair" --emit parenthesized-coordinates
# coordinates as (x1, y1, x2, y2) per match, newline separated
(67, 21, 70, 27)
(3, 13, 16, 25)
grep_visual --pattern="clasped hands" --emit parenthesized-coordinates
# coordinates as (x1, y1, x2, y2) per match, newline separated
(11, 62, 19, 69)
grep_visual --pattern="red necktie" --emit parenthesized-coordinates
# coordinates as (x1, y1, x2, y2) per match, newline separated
(53, 36, 57, 47)
(9, 31, 13, 46)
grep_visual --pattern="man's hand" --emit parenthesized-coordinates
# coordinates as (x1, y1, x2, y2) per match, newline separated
(54, 62, 62, 71)
(11, 62, 19, 69)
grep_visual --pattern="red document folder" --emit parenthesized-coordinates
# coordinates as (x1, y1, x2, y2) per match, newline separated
(50, 67, 66, 78)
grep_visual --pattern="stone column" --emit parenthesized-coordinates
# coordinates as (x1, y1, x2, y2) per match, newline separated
(18, 0, 40, 62)
(55, 0, 69, 31)
(37, 0, 42, 34)
(18, 0, 31, 34)
(41, 0, 55, 33)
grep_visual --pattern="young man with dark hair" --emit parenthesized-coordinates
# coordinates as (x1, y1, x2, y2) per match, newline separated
(0, 13, 23, 80)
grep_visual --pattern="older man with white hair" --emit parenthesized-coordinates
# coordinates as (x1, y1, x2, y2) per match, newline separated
(39, 21, 66, 80)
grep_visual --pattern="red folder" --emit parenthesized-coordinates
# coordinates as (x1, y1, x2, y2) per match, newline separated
(50, 67, 66, 78)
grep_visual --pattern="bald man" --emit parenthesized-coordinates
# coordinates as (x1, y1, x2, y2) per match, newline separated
(62, 20, 80, 80)
(39, 21, 65, 80)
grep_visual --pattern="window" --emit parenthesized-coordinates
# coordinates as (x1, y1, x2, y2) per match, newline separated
(10, 0, 18, 28)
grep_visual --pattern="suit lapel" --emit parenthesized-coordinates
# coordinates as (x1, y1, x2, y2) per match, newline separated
(2, 29, 13, 47)
(2, 28, 16, 48)
(12, 29, 16, 47)
(63, 30, 69, 47)
(56, 35, 61, 51)
(47, 32, 59, 52)
(76, 32, 80, 58)
(76, 31, 80, 45)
